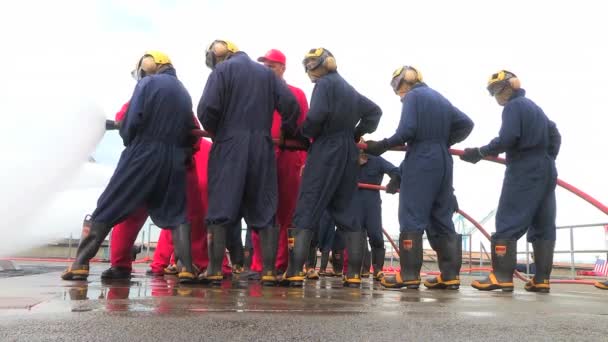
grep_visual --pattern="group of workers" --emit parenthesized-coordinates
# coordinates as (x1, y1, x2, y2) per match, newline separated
(59, 38, 584, 293)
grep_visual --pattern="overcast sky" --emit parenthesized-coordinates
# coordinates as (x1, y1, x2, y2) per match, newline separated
(2, 0, 608, 258)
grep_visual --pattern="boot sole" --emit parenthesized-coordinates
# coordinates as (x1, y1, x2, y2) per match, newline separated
(472, 284, 514, 292)
(424, 284, 460, 290)
(343, 282, 362, 288)
(62, 275, 88, 281)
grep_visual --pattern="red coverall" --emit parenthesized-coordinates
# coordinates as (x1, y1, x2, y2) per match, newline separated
(251, 84, 308, 272)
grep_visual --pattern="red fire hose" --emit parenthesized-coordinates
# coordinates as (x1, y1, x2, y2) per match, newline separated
(195, 130, 608, 216)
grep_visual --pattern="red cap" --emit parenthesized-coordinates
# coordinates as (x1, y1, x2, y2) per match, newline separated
(257, 49, 286, 65)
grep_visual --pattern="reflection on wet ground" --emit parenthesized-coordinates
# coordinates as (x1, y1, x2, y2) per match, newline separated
(0, 262, 605, 317)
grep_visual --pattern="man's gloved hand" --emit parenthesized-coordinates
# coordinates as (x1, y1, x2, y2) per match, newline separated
(385, 175, 401, 194)
(106, 120, 120, 130)
(460, 148, 484, 164)
(365, 139, 389, 156)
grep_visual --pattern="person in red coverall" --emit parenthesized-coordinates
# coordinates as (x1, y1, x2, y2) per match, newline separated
(249, 49, 309, 276)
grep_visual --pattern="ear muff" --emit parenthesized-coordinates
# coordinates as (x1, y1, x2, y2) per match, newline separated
(205, 40, 239, 69)
(403, 67, 422, 84)
(390, 65, 423, 93)
(302, 48, 336, 72)
(487, 70, 521, 95)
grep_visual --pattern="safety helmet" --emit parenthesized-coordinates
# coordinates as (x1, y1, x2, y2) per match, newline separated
(130, 51, 171, 80)
(487, 70, 520, 96)
(390, 66, 423, 94)
(302, 48, 335, 72)
(143, 50, 172, 65)
(205, 39, 239, 69)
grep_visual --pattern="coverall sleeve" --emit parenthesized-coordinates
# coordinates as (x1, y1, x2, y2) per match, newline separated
(479, 103, 521, 156)
(385, 93, 418, 147)
(548, 120, 561, 159)
(302, 80, 331, 139)
(119, 78, 150, 146)
(114, 102, 130, 122)
(448, 106, 475, 146)
(294, 89, 309, 125)
(354, 94, 382, 137)
(379, 156, 400, 178)
(274, 76, 299, 136)
(197, 70, 224, 135)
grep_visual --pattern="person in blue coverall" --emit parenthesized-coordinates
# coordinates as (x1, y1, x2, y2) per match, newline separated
(197, 40, 300, 286)
(282, 48, 382, 288)
(62, 51, 199, 282)
(355, 143, 400, 281)
(461, 70, 560, 293)
(366, 66, 474, 290)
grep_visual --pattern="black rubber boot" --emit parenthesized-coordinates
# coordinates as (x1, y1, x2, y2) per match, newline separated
(259, 226, 279, 286)
(361, 245, 371, 278)
(228, 240, 245, 275)
(472, 238, 516, 292)
(305, 243, 319, 280)
(62, 216, 112, 281)
(319, 251, 331, 276)
(200, 224, 225, 285)
(281, 228, 312, 287)
(172, 224, 197, 284)
(331, 250, 344, 277)
(525, 240, 555, 293)
(101, 266, 132, 280)
(371, 247, 385, 281)
(343, 231, 365, 288)
(381, 231, 423, 289)
(424, 234, 462, 290)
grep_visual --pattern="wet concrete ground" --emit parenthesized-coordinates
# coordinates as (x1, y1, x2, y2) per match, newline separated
(0, 262, 607, 341)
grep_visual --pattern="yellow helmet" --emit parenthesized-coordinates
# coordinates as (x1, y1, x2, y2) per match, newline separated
(302, 48, 336, 72)
(487, 70, 520, 96)
(144, 50, 172, 65)
(205, 39, 239, 69)
(390, 66, 423, 94)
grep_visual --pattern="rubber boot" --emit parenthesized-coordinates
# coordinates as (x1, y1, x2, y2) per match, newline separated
(305, 244, 319, 280)
(371, 247, 385, 281)
(381, 231, 423, 289)
(62, 216, 112, 280)
(424, 234, 462, 290)
(101, 266, 132, 280)
(281, 228, 312, 287)
(331, 250, 344, 277)
(244, 248, 253, 270)
(471, 238, 516, 292)
(239, 248, 259, 280)
(343, 231, 365, 288)
(595, 280, 608, 290)
(361, 245, 371, 278)
(259, 226, 279, 286)
(319, 251, 331, 276)
(172, 224, 197, 284)
(200, 224, 225, 285)
(525, 240, 555, 293)
(229, 242, 245, 275)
